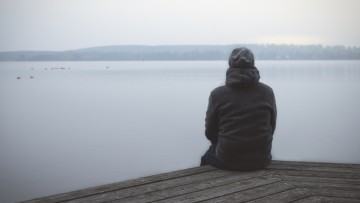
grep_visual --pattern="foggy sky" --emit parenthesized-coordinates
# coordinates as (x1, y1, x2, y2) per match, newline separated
(0, 0, 359, 51)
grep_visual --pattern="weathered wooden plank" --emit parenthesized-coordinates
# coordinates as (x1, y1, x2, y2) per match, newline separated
(308, 188, 360, 199)
(23, 165, 216, 203)
(111, 170, 270, 203)
(280, 175, 360, 185)
(67, 169, 243, 203)
(288, 181, 360, 191)
(247, 188, 311, 203)
(202, 182, 295, 203)
(22, 161, 360, 203)
(154, 175, 282, 203)
(267, 169, 360, 179)
(270, 160, 360, 169)
(294, 196, 360, 203)
(266, 164, 360, 174)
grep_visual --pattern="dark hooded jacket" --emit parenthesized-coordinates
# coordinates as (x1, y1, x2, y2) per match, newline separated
(205, 66, 277, 170)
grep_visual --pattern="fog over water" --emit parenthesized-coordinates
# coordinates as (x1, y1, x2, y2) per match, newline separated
(1, 0, 360, 51)
(0, 60, 360, 202)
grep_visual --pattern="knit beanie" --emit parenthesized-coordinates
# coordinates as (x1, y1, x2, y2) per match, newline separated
(228, 47, 255, 68)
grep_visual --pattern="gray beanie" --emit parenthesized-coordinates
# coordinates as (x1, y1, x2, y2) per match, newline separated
(228, 47, 255, 68)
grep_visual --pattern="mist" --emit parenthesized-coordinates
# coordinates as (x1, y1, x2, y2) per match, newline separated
(1, 0, 360, 51)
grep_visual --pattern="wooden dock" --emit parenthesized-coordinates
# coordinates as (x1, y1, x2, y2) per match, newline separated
(23, 160, 360, 202)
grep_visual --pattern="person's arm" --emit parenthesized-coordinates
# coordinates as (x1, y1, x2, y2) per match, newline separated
(205, 92, 219, 144)
(270, 92, 277, 135)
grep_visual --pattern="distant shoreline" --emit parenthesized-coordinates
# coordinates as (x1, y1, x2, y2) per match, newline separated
(1, 44, 359, 61)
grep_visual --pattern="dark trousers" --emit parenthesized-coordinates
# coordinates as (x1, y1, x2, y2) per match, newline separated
(201, 144, 270, 171)
(200, 144, 229, 169)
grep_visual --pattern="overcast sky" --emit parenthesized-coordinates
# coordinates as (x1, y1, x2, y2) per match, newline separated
(0, 0, 359, 51)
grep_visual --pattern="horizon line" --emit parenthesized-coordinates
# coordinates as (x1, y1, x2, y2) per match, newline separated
(1, 43, 359, 53)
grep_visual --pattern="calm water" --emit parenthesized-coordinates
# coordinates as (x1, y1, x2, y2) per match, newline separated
(1, 60, 360, 202)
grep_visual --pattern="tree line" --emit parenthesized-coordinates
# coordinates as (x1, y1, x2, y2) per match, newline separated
(0, 44, 359, 61)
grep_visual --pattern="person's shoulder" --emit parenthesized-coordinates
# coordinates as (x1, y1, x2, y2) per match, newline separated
(209, 85, 229, 99)
(210, 85, 227, 95)
(258, 82, 274, 92)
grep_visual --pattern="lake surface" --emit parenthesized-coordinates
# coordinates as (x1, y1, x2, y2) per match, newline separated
(1, 60, 360, 202)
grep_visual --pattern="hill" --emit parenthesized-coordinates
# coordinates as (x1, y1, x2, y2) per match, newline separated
(0, 44, 359, 61)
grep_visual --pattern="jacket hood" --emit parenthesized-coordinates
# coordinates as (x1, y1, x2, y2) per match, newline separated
(228, 47, 255, 68)
(225, 67, 260, 87)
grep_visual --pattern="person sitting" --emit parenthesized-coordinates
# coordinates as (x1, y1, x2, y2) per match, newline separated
(201, 47, 277, 171)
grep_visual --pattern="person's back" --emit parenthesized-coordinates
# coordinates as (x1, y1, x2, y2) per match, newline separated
(201, 47, 277, 171)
